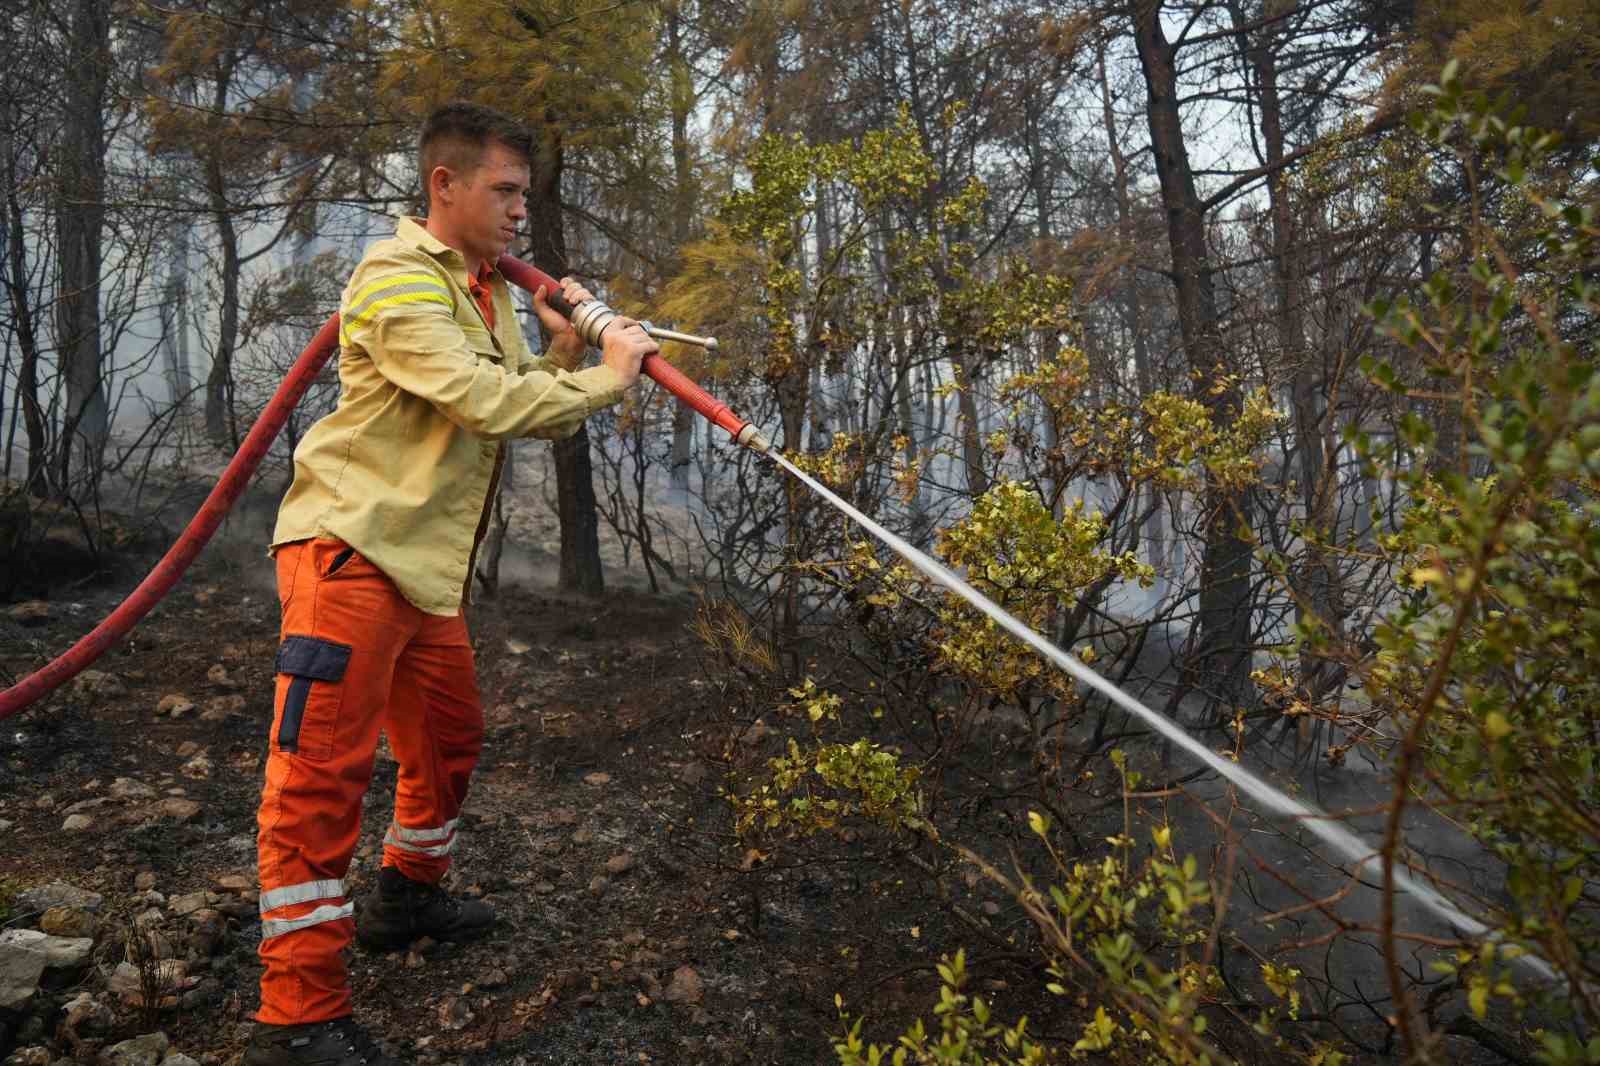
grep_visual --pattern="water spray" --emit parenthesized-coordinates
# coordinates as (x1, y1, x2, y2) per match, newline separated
(766, 451, 1558, 982)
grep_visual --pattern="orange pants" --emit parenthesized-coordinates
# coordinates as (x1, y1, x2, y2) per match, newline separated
(255, 538, 483, 1025)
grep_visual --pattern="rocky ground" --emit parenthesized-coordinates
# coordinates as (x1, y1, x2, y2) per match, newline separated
(0, 535, 989, 1066)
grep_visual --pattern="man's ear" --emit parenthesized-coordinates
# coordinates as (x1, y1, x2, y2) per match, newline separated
(428, 165, 454, 209)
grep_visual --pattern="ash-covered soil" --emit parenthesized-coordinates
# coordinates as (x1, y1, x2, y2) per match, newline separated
(0, 539, 1007, 1066)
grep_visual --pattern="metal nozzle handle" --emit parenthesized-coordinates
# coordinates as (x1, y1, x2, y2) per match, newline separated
(640, 323, 719, 351)
(559, 299, 721, 354)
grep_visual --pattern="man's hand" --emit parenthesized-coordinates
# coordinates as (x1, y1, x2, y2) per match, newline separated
(532, 276, 595, 363)
(600, 317, 657, 389)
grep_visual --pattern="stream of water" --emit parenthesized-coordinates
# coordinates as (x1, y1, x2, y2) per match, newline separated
(768, 450, 1555, 982)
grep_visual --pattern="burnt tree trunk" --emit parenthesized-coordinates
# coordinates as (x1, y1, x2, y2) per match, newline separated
(3, 99, 50, 498)
(1133, 0, 1255, 709)
(1237, 4, 1346, 698)
(1097, 42, 1166, 586)
(525, 122, 605, 596)
(53, 0, 110, 493)
(203, 53, 243, 451)
(666, 6, 696, 491)
(161, 222, 193, 411)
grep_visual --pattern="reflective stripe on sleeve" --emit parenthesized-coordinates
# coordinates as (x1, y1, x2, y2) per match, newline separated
(340, 274, 454, 344)
(258, 878, 347, 915)
(347, 273, 452, 322)
(260, 902, 354, 940)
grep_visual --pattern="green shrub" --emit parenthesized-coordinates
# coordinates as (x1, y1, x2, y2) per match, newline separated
(1353, 62, 1600, 1060)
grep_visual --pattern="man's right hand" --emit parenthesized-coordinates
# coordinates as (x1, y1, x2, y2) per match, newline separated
(600, 317, 658, 388)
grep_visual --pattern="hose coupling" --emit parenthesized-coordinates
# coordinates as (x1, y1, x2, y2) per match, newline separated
(569, 299, 621, 348)
(735, 424, 772, 453)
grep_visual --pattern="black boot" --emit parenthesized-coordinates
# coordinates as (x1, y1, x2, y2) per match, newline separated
(354, 867, 495, 951)
(243, 1016, 399, 1066)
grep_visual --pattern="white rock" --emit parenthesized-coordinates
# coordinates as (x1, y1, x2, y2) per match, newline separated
(168, 891, 215, 917)
(14, 881, 103, 913)
(109, 960, 192, 1008)
(156, 694, 195, 718)
(0, 928, 94, 1009)
(154, 797, 202, 822)
(128, 929, 177, 962)
(0, 942, 47, 1010)
(110, 777, 158, 801)
(72, 669, 126, 699)
(199, 694, 246, 720)
(0, 928, 94, 968)
(103, 1032, 169, 1066)
(62, 990, 116, 1035)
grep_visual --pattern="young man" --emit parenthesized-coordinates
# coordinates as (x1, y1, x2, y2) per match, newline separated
(244, 103, 658, 1066)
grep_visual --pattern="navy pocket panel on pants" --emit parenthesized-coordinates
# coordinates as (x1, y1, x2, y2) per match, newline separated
(275, 636, 352, 752)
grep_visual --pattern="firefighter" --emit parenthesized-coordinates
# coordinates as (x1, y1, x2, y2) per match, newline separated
(243, 102, 657, 1065)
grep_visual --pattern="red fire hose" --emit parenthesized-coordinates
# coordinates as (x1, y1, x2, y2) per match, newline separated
(0, 255, 765, 720)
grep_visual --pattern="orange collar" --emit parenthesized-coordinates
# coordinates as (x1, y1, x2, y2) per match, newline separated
(466, 262, 496, 330)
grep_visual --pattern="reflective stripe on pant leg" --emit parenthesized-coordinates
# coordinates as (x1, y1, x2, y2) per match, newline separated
(259, 879, 352, 939)
(261, 904, 353, 939)
(384, 817, 459, 858)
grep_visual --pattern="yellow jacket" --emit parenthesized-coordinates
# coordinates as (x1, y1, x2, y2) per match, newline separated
(273, 217, 625, 614)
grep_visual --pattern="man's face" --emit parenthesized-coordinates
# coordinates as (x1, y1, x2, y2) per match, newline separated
(436, 139, 530, 265)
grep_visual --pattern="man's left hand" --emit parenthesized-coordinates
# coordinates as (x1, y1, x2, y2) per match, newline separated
(533, 276, 595, 362)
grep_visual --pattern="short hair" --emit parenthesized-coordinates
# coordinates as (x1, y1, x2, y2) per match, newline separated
(419, 102, 534, 192)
